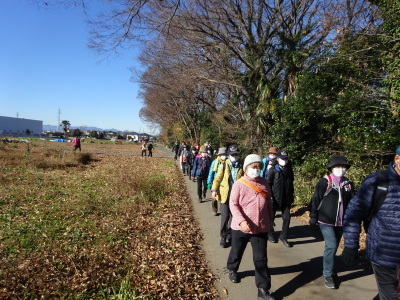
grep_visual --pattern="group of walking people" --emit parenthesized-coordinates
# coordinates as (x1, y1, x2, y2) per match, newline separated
(174, 141, 400, 300)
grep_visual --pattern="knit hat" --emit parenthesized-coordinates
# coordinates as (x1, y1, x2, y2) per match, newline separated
(217, 147, 227, 156)
(227, 144, 240, 155)
(268, 147, 278, 154)
(199, 148, 207, 153)
(327, 155, 350, 170)
(396, 146, 400, 155)
(243, 154, 263, 171)
(276, 149, 289, 159)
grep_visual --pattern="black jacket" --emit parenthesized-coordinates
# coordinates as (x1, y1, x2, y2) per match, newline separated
(268, 163, 295, 209)
(310, 176, 354, 226)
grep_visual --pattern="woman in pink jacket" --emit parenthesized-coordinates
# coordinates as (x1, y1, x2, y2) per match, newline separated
(227, 154, 275, 300)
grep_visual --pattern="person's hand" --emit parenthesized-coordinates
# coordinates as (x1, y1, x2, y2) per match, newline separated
(240, 221, 251, 233)
(207, 184, 212, 190)
(212, 191, 217, 200)
(309, 218, 317, 229)
(341, 247, 358, 265)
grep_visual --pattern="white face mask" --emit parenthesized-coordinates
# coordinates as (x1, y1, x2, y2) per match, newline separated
(229, 155, 239, 162)
(220, 155, 227, 161)
(278, 159, 287, 167)
(332, 167, 347, 177)
(247, 168, 261, 178)
(269, 154, 276, 159)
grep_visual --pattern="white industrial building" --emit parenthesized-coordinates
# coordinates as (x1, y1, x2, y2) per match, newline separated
(0, 116, 43, 136)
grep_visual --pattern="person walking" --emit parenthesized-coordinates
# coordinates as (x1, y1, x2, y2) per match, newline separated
(342, 146, 400, 300)
(227, 154, 275, 300)
(267, 149, 294, 247)
(72, 136, 81, 152)
(147, 142, 154, 157)
(192, 148, 212, 203)
(180, 145, 190, 176)
(189, 147, 198, 181)
(172, 142, 179, 160)
(309, 155, 354, 289)
(207, 147, 228, 216)
(260, 147, 277, 179)
(212, 144, 243, 248)
(141, 141, 147, 157)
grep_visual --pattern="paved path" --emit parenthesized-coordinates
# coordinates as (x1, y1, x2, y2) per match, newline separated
(157, 146, 378, 300)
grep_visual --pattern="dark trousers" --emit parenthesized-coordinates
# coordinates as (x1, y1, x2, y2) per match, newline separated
(227, 230, 271, 290)
(211, 199, 218, 214)
(371, 263, 399, 300)
(197, 176, 207, 198)
(319, 224, 343, 277)
(270, 205, 291, 240)
(141, 150, 146, 156)
(148, 150, 153, 157)
(182, 162, 189, 175)
(220, 202, 232, 241)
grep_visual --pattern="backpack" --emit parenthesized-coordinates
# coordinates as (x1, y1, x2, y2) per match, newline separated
(363, 169, 389, 233)
(314, 175, 350, 211)
(182, 150, 189, 162)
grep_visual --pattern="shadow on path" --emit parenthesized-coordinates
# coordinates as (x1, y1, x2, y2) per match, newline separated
(270, 257, 373, 300)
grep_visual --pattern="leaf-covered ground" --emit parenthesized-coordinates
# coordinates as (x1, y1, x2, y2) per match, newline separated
(0, 140, 219, 299)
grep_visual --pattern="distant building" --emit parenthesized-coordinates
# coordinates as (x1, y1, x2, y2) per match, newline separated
(0, 116, 43, 136)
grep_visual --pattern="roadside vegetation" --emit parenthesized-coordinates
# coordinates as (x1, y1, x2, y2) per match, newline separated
(0, 140, 218, 299)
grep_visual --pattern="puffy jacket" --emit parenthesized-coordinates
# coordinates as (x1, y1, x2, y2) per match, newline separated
(343, 163, 400, 269)
(309, 176, 354, 226)
(268, 163, 295, 208)
(230, 175, 274, 234)
(211, 160, 243, 204)
(191, 156, 211, 178)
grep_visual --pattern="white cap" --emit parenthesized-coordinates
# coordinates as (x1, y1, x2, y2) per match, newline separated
(243, 154, 263, 171)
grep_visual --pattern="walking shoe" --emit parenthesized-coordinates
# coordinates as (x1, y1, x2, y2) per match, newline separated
(257, 288, 275, 300)
(279, 238, 293, 248)
(220, 238, 228, 248)
(323, 275, 335, 289)
(202, 191, 207, 199)
(212, 211, 218, 216)
(268, 234, 277, 243)
(228, 270, 239, 283)
(198, 197, 202, 203)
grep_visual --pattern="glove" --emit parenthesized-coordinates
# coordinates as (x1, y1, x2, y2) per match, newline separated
(341, 247, 358, 265)
(309, 218, 317, 228)
(207, 184, 212, 190)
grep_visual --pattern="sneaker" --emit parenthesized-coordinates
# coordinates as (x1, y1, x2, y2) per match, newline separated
(323, 275, 335, 289)
(228, 270, 239, 283)
(268, 234, 277, 243)
(198, 197, 202, 203)
(220, 238, 227, 248)
(203, 192, 207, 199)
(279, 238, 293, 248)
(212, 211, 218, 216)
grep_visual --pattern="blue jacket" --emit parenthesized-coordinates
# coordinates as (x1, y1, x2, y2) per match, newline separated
(343, 163, 400, 269)
(192, 156, 212, 178)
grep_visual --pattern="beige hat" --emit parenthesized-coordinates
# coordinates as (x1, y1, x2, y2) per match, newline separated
(217, 147, 227, 156)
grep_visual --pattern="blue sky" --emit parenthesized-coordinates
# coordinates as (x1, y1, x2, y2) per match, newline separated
(0, 1, 153, 134)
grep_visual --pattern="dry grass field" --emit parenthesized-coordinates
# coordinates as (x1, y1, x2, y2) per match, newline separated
(0, 140, 218, 299)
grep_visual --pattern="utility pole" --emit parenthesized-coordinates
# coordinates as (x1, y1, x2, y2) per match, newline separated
(57, 109, 61, 132)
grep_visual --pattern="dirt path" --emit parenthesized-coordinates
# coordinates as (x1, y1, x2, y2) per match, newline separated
(157, 145, 378, 300)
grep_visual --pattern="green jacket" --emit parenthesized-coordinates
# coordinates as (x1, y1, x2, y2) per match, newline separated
(211, 160, 243, 203)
